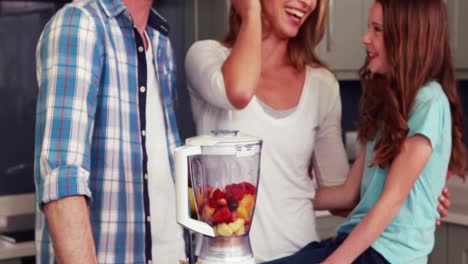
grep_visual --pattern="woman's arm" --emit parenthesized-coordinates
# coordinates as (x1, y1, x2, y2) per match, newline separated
(185, 0, 261, 110)
(311, 76, 355, 211)
(222, 0, 262, 109)
(311, 77, 349, 187)
(314, 146, 366, 211)
(322, 135, 432, 264)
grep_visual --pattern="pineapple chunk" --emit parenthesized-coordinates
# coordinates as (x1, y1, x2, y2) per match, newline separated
(228, 219, 245, 233)
(216, 223, 233, 237)
(234, 225, 246, 236)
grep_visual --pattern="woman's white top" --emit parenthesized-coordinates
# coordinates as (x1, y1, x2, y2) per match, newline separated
(185, 40, 349, 262)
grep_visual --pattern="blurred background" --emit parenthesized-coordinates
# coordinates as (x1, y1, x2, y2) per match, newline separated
(0, 1, 466, 263)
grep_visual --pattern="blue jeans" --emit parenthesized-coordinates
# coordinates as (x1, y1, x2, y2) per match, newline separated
(263, 234, 389, 264)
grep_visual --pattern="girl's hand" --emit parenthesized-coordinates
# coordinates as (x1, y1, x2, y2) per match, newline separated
(232, 0, 261, 19)
(437, 187, 451, 226)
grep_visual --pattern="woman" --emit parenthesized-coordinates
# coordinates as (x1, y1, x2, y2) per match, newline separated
(185, 0, 451, 262)
(264, 0, 465, 263)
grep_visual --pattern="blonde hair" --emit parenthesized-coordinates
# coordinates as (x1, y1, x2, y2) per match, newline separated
(223, 0, 329, 69)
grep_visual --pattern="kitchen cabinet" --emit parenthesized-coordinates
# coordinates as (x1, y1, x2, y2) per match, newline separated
(429, 176, 468, 264)
(315, 214, 345, 239)
(186, 1, 467, 79)
(315, 0, 372, 79)
(431, 222, 468, 264)
(446, 0, 468, 77)
(185, 0, 228, 47)
(447, 224, 468, 264)
(429, 223, 448, 264)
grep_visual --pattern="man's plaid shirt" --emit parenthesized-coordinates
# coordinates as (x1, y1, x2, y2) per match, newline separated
(34, 0, 181, 263)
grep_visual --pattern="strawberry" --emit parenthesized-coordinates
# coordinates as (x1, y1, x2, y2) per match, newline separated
(217, 198, 228, 207)
(225, 184, 235, 194)
(211, 206, 232, 223)
(229, 213, 236, 223)
(226, 184, 246, 201)
(208, 199, 217, 208)
(205, 184, 213, 196)
(211, 188, 227, 200)
(242, 182, 256, 195)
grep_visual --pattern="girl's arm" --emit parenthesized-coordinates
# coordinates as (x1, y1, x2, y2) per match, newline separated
(314, 146, 366, 211)
(322, 135, 432, 264)
(222, 0, 262, 109)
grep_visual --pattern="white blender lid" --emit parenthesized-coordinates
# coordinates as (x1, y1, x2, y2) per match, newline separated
(185, 130, 262, 146)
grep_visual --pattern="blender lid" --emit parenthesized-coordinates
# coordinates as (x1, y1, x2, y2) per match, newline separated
(186, 130, 262, 146)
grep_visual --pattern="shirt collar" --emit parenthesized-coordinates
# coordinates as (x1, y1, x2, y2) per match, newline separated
(98, 0, 170, 36)
(98, 0, 126, 17)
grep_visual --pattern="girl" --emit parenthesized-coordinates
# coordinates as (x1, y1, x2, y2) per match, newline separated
(185, 0, 452, 262)
(265, 0, 466, 263)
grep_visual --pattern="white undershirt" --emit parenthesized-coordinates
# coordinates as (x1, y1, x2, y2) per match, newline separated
(185, 40, 349, 262)
(145, 33, 186, 263)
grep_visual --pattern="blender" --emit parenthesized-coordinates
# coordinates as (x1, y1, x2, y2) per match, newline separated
(175, 130, 262, 264)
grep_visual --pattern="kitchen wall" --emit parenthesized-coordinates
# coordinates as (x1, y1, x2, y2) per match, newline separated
(0, 7, 56, 195)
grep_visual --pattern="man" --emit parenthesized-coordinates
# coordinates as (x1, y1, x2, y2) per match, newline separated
(34, 0, 185, 263)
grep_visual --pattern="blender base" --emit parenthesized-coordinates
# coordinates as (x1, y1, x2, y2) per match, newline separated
(198, 236, 256, 264)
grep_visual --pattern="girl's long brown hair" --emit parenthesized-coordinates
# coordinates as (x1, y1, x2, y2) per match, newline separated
(223, 0, 329, 69)
(358, 0, 466, 176)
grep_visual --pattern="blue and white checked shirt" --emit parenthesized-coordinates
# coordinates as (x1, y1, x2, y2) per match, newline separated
(34, 0, 181, 263)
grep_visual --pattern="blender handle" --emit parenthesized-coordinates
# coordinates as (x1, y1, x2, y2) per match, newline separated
(175, 145, 215, 237)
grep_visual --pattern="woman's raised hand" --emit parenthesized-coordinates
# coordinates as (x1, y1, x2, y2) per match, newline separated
(232, 0, 261, 19)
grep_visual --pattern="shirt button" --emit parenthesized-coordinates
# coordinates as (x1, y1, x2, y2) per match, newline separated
(141, 130, 146, 137)
(147, 260, 152, 264)
(147, 216, 151, 222)
(140, 86, 146, 93)
(144, 174, 148, 180)
(138, 46, 144, 53)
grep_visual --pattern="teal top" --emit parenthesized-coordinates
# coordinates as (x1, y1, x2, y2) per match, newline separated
(337, 81, 452, 264)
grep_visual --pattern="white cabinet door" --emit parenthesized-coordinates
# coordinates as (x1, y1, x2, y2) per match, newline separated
(447, 224, 468, 264)
(185, 0, 228, 45)
(457, 0, 468, 71)
(446, 0, 468, 75)
(316, 0, 371, 79)
(428, 222, 448, 264)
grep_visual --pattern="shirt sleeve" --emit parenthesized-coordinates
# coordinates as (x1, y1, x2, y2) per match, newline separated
(312, 76, 349, 187)
(185, 40, 235, 110)
(407, 87, 446, 149)
(35, 5, 102, 209)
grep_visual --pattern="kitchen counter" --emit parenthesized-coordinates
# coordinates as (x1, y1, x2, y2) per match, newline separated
(0, 240, 34, 261)
(0, 194, 35, 261)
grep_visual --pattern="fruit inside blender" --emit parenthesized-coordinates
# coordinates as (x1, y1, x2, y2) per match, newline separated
(195, 182, 256, 237)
